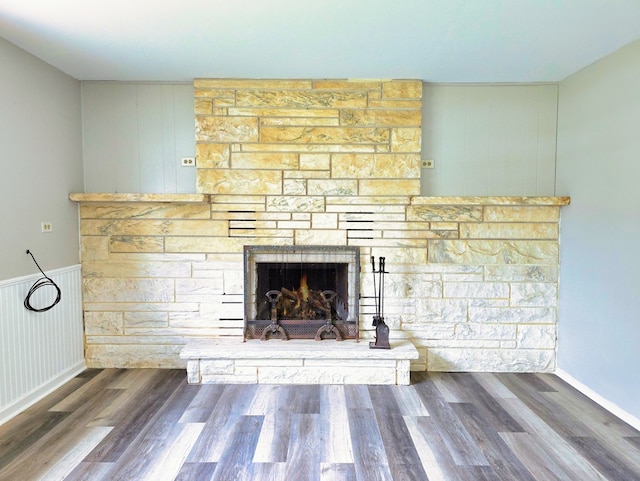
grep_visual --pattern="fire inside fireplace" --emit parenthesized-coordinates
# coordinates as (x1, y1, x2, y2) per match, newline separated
(244, 246, 360, 341)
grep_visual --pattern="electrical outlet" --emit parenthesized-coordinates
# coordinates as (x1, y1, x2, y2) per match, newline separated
(41, 222, 53, 233)
(422, 159, 435, 169)
(181, 157, 196, 167)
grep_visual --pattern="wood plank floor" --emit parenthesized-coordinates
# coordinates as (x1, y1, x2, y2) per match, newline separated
(1, 369, 639, 481)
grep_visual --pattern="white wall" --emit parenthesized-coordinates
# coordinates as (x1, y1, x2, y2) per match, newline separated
(81, 82, 196, 194)
(421, 84, 558, 196)
(0, 37, 83, 281)
(556, 39, 640, 420)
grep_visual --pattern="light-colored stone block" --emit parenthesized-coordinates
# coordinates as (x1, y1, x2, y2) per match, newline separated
(195, 116, 259, 142)
(196, 143, 230, 168)
(429, 240, 559, 265)
(197, 169, 282, 195)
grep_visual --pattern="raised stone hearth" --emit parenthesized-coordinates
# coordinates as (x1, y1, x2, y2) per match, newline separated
(180, 339, 419, 385)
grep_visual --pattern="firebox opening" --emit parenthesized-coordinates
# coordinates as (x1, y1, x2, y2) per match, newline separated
(255, 262, 349, 321)
(244, 245, 360, 341)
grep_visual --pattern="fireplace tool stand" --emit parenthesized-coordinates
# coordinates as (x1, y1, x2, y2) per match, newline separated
(314, 290, 343, 341)
(370, 256, 390, 349)
(260, 290, 289, 341)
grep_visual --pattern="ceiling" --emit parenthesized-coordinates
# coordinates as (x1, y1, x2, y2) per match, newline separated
(1, 0, 640, 83)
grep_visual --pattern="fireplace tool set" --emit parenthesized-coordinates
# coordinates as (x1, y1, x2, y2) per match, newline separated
(370, 256, 391, 349)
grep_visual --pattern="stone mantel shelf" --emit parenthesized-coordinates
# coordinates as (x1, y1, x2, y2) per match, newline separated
(69, 193, 210, 203)
(69, 193, 569, 206)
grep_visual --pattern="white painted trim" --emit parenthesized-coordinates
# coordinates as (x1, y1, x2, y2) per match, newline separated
(555, 368, 640, 431)
(0, 361, 86, 426)
(0, 264, 81, 288)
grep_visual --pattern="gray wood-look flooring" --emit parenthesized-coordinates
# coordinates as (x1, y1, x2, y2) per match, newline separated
(1, 369, 639, 481)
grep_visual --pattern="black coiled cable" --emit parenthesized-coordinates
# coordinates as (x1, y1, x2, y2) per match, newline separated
(24, 250, 62, 312)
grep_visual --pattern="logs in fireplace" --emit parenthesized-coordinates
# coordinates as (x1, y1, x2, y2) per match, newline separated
(244, 246, 360, 341)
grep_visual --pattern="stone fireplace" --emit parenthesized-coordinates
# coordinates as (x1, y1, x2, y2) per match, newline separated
(70, 78, 569, 381)
(244, 245, 360, 341)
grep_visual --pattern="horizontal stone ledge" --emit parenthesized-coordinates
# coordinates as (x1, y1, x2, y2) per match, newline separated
(69, 193, 210, 203)
(411, 196, 570, 206)
(70, 193, 570, 207)
(180, 338, 419, 361)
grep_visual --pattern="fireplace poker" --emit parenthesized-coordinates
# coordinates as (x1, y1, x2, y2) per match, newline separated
(370, 256, 390, 350)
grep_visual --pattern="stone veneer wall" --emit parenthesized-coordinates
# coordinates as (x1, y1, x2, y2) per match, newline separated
(75, 78, 569, 372)
(76, 193, 567, 371)
(193, 79, 422, 197)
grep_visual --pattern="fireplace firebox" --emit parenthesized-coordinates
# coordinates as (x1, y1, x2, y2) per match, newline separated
(244, 245, 360, 341)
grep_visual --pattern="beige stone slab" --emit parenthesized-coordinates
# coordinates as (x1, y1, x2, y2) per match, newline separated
(195, 115, 259, 142)
(193, 87, 236, 98)
(340, 109, 421, 127)
(211, 194, 266, 204)
(427, 347, 555, 372)
(84, 312, 124, 335)
(326, 196, 411, 205)
(283, 179, 307, 195)
(83, 260, 191, 278)
(85, 344, 184, 369)
(468, 306, 556, 324)
(359, 179, 420, 196)
(81, 236, 110, 260)
(231, 152, 299, 170)
(348, 238, 427, 248)
(429, 239, 559, 265)
(331, 153, 420, 179)
(124, 311, 169, 329)
(300, 153, 331, 170)
(312, 213, 338, 229)
(410, 196, 570, 206)
(460, 223, 559, 239)
(368, 99, 422, 109)
(407, 205, 483, 222)
(240, 143, 377, 153)
(165, 236, 290, 253)
(229, 220, 277, 229)
(70, 193, 209, 203)
(382, 81, 422, 99)
(236, 89, 368, 109)
(228, 107, 338, 118)
(195, 79, 312, 89)
(194, 98, 212, 114)
(261, 126, 389, 144)
(336, 212, 406, 222)
(180, 339, 418, 361)
(312, 79, 383, 90)
(260, 117, 339, 127)
(266, 195, 325, 212)
(484, 265, 558, 282)
(484, 206, 561, 222)
(81, 219, 228, 237)
(283, 170, 330, 179)
(390, 128, 421, 152)
(84, 302, 199, 312)
(230, 228, 294, 238)
(79, 203, 211, 219)
(197, 169, 282, 195)
(109, 236, 164, 253)
(295, 229, 347, 246)
(308, 179, 358, 196)
(83, 278, 174, 303)
(196, 143, 230, 168)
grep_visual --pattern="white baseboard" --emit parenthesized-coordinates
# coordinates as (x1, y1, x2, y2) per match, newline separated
(555, 368, 640, 431)
(0, 361, 86, 426)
